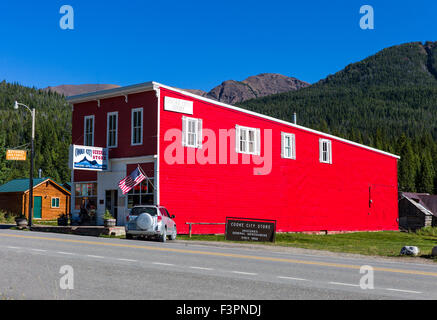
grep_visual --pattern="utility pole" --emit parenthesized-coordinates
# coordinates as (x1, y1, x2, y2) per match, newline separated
(14, 101, 36, 228)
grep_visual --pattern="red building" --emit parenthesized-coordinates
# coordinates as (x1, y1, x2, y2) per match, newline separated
(67, 82, 399, 234)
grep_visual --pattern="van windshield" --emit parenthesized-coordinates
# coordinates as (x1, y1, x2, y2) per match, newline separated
(130, 207, 158, 216)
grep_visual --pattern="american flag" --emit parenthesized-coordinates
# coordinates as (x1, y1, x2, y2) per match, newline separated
(118, 166, 146, 195)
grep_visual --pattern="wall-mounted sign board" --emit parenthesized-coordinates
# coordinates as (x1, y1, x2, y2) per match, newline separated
(69, 145, 109, 171)
(225, 217, 276, 242)
(6, 150, 27, 161)
(164, 96, 193, 115)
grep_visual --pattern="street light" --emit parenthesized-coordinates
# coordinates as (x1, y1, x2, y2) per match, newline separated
(13, 101, 36, 228)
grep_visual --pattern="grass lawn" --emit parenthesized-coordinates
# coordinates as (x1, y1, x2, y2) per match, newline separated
(177, 231, 437, 259)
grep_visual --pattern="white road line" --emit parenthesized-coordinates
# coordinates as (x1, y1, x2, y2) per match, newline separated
(232, 271, 258, 276)
(329, 281, 360, 287)
(152, 262, 174, 266)
(31, 249, 47, 252)
(278, 276, 309, 281)
(7, 246, 20, 249)
(57, 252, 74, 255)
(189, 266, 214, 271)
(87, 255, 104, 259)
(385, 288, 422, 294)
(117, 258, 137, 262)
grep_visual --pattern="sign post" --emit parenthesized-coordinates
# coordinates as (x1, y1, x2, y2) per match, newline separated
(225, 217, 276, 242)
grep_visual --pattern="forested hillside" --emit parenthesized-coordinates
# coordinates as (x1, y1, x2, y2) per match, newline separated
(239, 42, 437, 194)
(0, 81, 71, 184)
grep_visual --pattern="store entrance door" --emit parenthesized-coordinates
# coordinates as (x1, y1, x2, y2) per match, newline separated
(105, 190, 118, 222)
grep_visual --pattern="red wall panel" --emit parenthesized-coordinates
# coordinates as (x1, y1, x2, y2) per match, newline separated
(72, 90, 158, 183)
(158, 87, 399, 234)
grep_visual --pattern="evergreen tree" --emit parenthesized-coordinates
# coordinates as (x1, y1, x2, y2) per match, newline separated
(397, 136, 417, 192)
(417, 151, 434, 194)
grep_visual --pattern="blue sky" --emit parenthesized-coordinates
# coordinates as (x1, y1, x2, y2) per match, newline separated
(0, 0, 436, 91)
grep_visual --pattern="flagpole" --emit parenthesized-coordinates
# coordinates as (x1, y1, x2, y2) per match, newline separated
(137, 164, 155, 190)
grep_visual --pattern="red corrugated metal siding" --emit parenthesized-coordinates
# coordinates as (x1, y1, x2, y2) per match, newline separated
(158, 87, 399, 234)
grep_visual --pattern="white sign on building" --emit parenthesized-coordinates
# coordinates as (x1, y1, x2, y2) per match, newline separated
(69, 145, 110, 171)
(164, 96, 193, 114)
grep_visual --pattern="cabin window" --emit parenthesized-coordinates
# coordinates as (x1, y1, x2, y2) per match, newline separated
(281, 132, 296, 159)
(107, 112, 118, 148)
(235, 125, 260, 155)
(131, 108, 143, 145)
(84, 115, 94, 146)
(51, 197, 60, 208)
(319, 139, 332, 164)
(182, 116, 202, 148)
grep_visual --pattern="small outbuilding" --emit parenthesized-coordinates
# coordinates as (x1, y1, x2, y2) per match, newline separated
(399, 192, 437, 230)
(0, 178, 71, 220)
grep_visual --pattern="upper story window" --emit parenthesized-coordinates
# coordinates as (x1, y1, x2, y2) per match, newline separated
(107, 112, 118, 148)
(131, 108, 143, 145)
(319, 138, 332, 164)
(84, 115, 94, 146)
(281, 132, 296, 159)
(236, 125, 260, 155)
(182, 116, 202, 148)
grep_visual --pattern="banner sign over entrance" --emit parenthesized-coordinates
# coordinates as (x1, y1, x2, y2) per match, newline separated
(225, 217, 276, 242)
(70, 145, 109, 171)
(6, 150, 27, 161)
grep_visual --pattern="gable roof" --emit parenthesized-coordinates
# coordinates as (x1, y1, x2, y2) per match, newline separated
(66, 81, 400, 160)
(0, 178, 70, 194)
(401, 192, 437, 217)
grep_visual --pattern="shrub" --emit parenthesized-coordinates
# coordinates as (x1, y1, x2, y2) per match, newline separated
(103, 210, 114, 220)
(416, 226, 437, 237)
(0, 210, 15, 224)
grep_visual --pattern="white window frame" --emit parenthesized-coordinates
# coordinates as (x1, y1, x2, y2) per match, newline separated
(235, 125, 260, 155)
(84, 115, 95, 146)
(51, 197, 60, 208)
(131, 108, 143, 146)
(182, 116, 202, 148)
(281, 132, 296, 159)
(107, 112, 118, 148)
(319, 138, 332, 164)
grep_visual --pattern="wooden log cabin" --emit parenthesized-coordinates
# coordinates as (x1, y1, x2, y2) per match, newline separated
(0, 178, 71, 220)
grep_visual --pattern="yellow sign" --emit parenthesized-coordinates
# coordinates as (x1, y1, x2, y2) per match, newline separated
(6, 150, 27, 161)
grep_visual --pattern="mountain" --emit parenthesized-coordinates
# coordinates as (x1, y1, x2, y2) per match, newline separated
(239, 41, 437, 193)
(46, 73, 308, 103)
(0, 80, 71, 184)
(204, 73, 310, 104)
(2, 41, 437, 193)
(45, 84, 120, 97)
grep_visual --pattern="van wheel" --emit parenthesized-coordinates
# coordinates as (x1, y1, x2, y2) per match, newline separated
(126, 233, 133, 240)
(159, 227, 167, 243)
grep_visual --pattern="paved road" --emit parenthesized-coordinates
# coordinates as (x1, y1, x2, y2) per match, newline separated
(0, 228, 436, 300)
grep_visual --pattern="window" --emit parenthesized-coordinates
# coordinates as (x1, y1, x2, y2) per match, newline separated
(107, 112, 118, 148)
(281, 132, 296, 159)
(182, 116, 202, 148)
(51, 197, 60, 208)
(74, 182, 97, 211)
(127, 178, 155, 208)
(84, 115, 94, 146)
(131, 108, 143, 145)
(130, 207, 157, 216)
(319, 139, 332, 164)
(235, 125, 260, 155)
